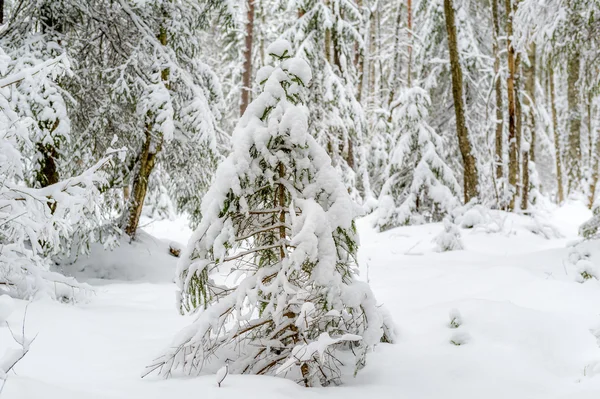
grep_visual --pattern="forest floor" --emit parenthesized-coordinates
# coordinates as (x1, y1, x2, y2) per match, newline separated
(3, 200, 600, 398)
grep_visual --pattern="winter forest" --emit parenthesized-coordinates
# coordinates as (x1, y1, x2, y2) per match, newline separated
(1, 0, 600, 397)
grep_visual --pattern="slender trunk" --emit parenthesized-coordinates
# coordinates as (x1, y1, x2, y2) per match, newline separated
(566, 51, 581, 194)
(355, 0, 365, 102)
(515, 52, 523, 191)
(367, 6, 377, 107)
(240, 0, 255, 116)
(504, 0, 519, 210)
(387, 5, 402, 112)
(521, 146, 530, 210)
(125, 13, 170, 239)
(524, 43, 536, 163)
(492, 0, 503, 180)
(407, 0, 413, 86)
(521, 43, 536, 210)
(549, 59, 564, 203)
(589, 127, 600, 209)
(1, 0, 4, 24)
(588, 90, 593, 165)
(443, 0, 479, 203)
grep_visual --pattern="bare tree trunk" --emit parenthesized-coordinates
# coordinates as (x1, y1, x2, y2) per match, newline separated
(407, 0, 413, 87)
(504, 0, 519, 210)
(240, 0, 255, 116)
(566, 51, 581, 194)
(589, 127, 600, 209)
(549, 59, 564, 203)
(515, 53, 523, 200)
(524, 43, 536, 163)
(386, 5, 402, 119)
(1, 0, 4, 24)
(521, 43, 536, 210)
(124, 16, 170, 239)
(367, 5, 377, 108)
(355, 0, 365, 102)
(443, 0, 479, 203)
(492, 0, 503, 181)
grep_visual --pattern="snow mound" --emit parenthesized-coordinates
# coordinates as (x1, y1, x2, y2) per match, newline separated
(59, 231, 178, 284)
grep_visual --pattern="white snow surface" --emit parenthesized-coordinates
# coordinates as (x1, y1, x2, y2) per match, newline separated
(3, 201, 600, 397)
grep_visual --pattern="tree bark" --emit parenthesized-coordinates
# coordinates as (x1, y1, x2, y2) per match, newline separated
(521, 43, 536, 210)
(407, 0, 413, 87)
(386, 4, 402, 113)
(124, 14, 170, 239)
(240, 0, 255, 116)
(566, 51, 581, 194)
(443, 0, 479, 203)
(492, 0, 503, 180)
(504, 0, 519, 210)
(589, 128, 600, 209)
(549, 59, 564, 203)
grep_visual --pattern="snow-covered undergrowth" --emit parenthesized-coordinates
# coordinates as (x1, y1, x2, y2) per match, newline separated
(3, 201, 600, 398)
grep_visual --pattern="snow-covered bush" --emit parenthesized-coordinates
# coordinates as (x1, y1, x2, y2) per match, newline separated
(374, 87, 460, 231)
(434, 218, 464, 252)
(575, 260, 598, 283)
(148, 40, 393, 387)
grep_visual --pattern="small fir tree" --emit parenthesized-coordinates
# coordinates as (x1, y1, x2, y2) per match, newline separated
(147, 40, 392, 387)
(375, 87, 460, 230)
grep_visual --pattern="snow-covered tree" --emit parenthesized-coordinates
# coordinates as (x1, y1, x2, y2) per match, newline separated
(283, 0, 369, 202)
(0, 51, 112, 300)
(147, 40, 392, 387)
(375, 87, 460, 230)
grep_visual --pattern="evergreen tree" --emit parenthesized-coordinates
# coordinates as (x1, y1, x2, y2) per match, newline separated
(375, 87, 460, 230)
(147, 40, 392, 387)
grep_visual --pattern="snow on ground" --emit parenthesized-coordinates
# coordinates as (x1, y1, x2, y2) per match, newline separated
(3, 201, 600, 398)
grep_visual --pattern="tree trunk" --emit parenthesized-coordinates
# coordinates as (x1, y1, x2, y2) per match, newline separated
(124, 129, 163, 238)
(589, 128, 600, 209)
(566, 51, 581, 194)
(367, 5, 377, 107)
(492, 0, 503, 180)
(443, 0, 479, 203)
(521, 43, 536, 210)
(524, 43, 536, 163)
(504, 0, 519, 210)
(407, 0, 413, 87)
(124, 16, 170, 239)
(515, 53, 523, 201)
(240, 0, 255, 116)
(1, 0, 4, 24)
(521, 146, 530, 210)
(549, 59, 564, 203)
(355, 0, 365, 102)
(386, 4, 402, 113)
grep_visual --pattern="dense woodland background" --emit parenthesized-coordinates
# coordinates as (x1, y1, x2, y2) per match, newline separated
(0, 0, 599, 315)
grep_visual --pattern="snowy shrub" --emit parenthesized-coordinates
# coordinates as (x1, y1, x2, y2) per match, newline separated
(434, 219, 464, 252)
(147, 40, 393, 387)
(580, 207, 600, 239)
(450, 331, 471, 346)
(374, 87, 460, 231)
(575, 260, 598, 283)
(459, 208, 484, 229)
(448, 309, 463, 329)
